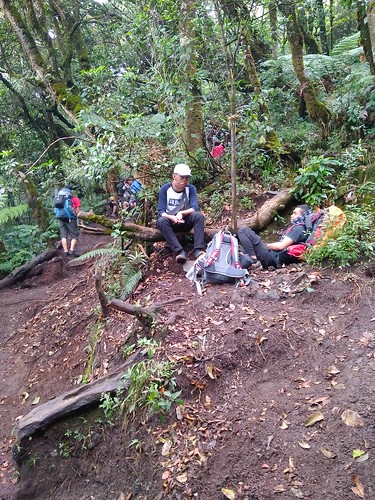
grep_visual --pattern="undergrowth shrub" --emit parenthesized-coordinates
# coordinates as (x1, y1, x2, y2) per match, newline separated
(99, 339, 182, 424)
(292, 156, 339, 206)
(306, 206, 374, 267)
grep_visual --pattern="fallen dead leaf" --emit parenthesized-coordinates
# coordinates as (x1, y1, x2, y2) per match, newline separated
(341, 409, 364, 427)
(161, 439, 172, 456)
(298, 442, 311, 449)
(273, 484, 286, 493)
(31, 395, 40, 405)
(304, 411, 324, 427)
(280, 421, 289, 430)
(351, 475, 365, 498)
(161, 470, 170, 480)
(176, 472, 188, 484)
(206, 364, 219, 379)
(221, 487, 236, 499)
(327, 365, 340, 375)
(354, 452, 369, 463)
(320, 448, 337, 459)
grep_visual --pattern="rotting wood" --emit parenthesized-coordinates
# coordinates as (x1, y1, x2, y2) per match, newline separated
(17, 349, 145, 441)
(0, 249, 59, 290)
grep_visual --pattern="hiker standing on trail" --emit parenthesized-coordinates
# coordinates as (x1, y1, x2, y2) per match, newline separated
(157, 164, 205, 264)
(237, 204, 313, 269)
(59, 186, 81, 257)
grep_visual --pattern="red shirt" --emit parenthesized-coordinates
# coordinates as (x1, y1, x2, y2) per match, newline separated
(212, 144, 224, 158)
(72, 196, 81, 213)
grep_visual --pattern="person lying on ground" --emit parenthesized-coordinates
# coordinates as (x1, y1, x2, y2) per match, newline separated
(157, 163, 205, 264)
(237, 204, 313, 269)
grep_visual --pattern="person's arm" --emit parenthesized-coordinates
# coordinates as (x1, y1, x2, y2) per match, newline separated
(267, 237, 294, 251)
(267, 225, 304, 250)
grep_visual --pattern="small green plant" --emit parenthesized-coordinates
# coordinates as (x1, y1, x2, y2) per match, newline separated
(27, 452, 39, 468)
(121, 359, 182, 423)
(59, 441, 71, 458)
(99, 390, 123, 424)
(80, 319, 106, 384)
(292, 156, 339, 207)
(306, 206, 375, 267)
(129, 438, 142, 452)
(64, 428, 92, 450)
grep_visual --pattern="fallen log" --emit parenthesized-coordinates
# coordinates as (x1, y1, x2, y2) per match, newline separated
(241, 188, 294, 231)
(0, 249, 59, 290)
(17, 349, 145, 441)
(78, 188, 294, 242)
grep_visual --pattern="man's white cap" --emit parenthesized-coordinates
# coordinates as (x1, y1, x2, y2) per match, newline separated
(174, 163, 191, 176)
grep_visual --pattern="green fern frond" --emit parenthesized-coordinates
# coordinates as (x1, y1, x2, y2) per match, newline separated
(331, 33, 360, 56)
(74, 246, 122, 261)
(0, 204, 29, 225)
(126, 250, 148, 266)
(120, 268, 142, 298)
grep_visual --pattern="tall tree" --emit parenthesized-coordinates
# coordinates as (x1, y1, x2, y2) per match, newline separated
(316, 0, 330, 54)
(358, 0, 375, 74)
(278, 0, 331, 139)
(180, 0, 203, 154)
(369, 0, 375, 73)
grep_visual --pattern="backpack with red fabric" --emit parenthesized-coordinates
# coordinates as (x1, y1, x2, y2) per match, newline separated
(285, 207, 345, 261)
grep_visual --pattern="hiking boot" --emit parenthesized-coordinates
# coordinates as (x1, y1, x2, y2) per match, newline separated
(64, 251, 69, 257)
(251, 260, 263, 270)
(194, 249, 205, 259)
(68, 250, 80, 258)
(176, 250, 188, 264)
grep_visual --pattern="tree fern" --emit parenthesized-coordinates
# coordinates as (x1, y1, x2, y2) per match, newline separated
(0, 204, 29, 225)
(331, 33, 360, 56)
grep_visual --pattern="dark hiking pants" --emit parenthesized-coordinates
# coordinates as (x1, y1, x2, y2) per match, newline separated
(157, 212, 205, 254)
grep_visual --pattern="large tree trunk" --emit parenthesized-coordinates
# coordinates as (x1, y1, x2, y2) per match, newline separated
(368, 0, 375, 73)
(315, 0, 329, 55)
(278, 0, 331, 139)
(358, 0, 375, 74)
(0, 0, 89, 130)
(180, 0, 203, 154)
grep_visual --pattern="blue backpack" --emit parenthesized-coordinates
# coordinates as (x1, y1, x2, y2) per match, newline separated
(54, 188, 76, 221)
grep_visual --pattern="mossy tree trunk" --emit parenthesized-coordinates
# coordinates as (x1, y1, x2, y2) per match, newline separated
(16, 168, 49, 231)
(368, 0, 375, 73)
(0, 0, 90, 130)
(180, 0, 203, 155)
(315, 0, 329, 55)
(358, 0, 375, 74)
(269, 0, 279, 59)
(278, 0, 331, 140)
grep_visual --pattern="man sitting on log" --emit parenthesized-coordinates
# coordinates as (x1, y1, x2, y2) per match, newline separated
(157, 164, 205, 264)
(237, 204, 313, 270)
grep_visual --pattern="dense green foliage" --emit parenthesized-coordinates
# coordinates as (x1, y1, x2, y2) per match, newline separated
(0, 0, 374, 274)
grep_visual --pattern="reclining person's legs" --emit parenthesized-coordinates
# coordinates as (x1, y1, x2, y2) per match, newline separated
(237, 227, 275, 268)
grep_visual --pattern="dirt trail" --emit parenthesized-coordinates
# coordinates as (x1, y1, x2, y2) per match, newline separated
(1, 234, 374, 499)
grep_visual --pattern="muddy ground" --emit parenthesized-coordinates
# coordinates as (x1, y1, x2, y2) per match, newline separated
(0, 229, 374, 500)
